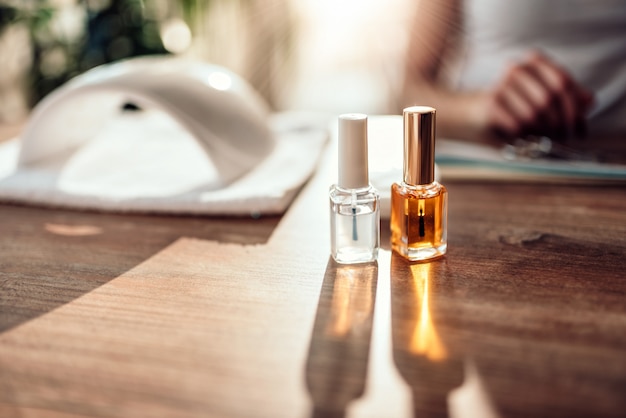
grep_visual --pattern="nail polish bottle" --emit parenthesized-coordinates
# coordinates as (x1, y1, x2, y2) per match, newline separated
(391, 106, 447, 261)
(330, 114, 380, 264)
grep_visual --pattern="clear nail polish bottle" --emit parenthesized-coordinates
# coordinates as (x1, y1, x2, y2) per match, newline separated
(391, 106, 448, 261)
(330, 114, 380, 264)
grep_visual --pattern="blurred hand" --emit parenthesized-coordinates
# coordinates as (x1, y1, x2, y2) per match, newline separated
(481, 51, 594, 141)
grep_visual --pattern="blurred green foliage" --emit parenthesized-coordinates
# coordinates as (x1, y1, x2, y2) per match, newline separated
(0, 0, 167, 106)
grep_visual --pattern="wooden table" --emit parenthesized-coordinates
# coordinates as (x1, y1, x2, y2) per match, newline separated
(1, 139, 625, 418)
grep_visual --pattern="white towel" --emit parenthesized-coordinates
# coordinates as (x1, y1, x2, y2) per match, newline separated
(0, 109, 328, 216)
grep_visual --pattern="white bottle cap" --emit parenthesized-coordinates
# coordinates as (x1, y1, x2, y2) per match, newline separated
(338, 113, 369, 189)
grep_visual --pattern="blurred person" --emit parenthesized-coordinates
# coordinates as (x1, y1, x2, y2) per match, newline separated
(401, 0, 626, 146)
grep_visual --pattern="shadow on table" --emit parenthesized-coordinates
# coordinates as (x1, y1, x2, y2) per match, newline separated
(390, 253, 465, 418)
(0, 204, 280, 333)
(305, 257, 378, 418)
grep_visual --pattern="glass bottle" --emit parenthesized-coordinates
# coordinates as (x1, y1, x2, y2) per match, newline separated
(391, 106, 447, 261)
(330, 114, 380, 264)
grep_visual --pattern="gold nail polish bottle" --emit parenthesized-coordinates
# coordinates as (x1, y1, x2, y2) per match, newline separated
(391, 106, 447, 261)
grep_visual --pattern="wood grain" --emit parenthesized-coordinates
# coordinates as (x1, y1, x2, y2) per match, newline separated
(0, 204, 280, 333)
(1, 141, 625, 417)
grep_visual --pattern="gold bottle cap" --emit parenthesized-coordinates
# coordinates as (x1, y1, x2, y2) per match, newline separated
(403, 106, 436, 185)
